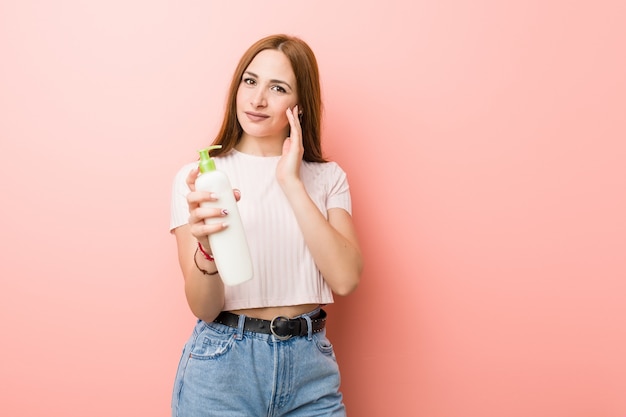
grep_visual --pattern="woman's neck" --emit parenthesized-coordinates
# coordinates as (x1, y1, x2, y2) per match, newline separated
(236, 135, 284, 157)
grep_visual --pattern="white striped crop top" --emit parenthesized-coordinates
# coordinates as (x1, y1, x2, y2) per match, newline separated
(170, 149, 352, 310)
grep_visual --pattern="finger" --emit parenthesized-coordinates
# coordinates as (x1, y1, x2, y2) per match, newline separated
(188, 207, 231, 240)
(233, 188, 242, 202)
(282, 137, 291, 155)
(189, 206, 229, 223)
(190, 221, 229, 241)
(286, 107, 301, 138)
(285, 106, 294, 124)
(187, 190, 218, 207)
(186, 167, 200, 191)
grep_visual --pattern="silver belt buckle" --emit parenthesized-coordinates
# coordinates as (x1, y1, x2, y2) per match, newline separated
(270, 316, 292, 340)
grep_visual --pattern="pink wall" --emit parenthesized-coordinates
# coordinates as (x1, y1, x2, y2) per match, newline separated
(1, 1, 625, 416)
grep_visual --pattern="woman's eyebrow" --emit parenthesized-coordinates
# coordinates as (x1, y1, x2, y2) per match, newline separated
(244, 71, 292, 90)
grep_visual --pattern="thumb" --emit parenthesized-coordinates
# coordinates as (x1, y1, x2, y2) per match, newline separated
(282, 137, 292, 155)
(186, 167, 200, 191)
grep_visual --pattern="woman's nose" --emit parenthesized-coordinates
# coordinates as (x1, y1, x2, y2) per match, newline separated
(251, 88, 267, 108)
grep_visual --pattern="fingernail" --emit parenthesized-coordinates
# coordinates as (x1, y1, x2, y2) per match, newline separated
(210, 193, 218, 199)
(221, 209, 229, 215)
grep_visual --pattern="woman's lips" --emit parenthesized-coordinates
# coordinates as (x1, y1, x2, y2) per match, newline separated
(245, 111, 270, 122)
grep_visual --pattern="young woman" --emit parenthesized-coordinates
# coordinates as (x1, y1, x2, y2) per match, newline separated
(169, 34, 363, 417)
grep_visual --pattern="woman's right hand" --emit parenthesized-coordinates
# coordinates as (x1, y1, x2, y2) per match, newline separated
(185, 166, 241, 247)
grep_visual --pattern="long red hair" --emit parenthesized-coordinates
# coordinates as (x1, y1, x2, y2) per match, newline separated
(209, 34, 326, 163)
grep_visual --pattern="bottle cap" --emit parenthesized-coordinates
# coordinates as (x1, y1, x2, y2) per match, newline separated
(198, 145, 222, 173)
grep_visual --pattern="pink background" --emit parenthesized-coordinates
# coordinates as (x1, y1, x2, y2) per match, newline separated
(1, 1, 625, 416)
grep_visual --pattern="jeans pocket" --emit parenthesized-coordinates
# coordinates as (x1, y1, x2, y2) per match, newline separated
(189, 323, 236, 360)
(313, 332, 336, 358)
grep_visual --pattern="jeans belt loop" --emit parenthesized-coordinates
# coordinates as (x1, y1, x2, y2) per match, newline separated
(235, 313, 246, 340)
(302, 314, 313, 340)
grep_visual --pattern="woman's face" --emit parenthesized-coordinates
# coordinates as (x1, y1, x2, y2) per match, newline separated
(236, 49, 298, 142)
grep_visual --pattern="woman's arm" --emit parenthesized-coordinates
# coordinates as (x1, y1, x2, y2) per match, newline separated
(172, 167, 239, 322)
(283, 182, 363, 295)
(277, 106, 363, 295)
(173, 224, 225, 322)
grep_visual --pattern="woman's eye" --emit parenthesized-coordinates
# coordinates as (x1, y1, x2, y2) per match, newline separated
(243, 78, 256, 85)
(271, 85, 286, 93)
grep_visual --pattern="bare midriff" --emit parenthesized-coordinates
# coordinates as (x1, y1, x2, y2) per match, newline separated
(229, 303, 321, 320)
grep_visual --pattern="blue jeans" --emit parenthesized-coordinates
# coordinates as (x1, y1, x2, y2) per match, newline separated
(171, 309, 346, 417)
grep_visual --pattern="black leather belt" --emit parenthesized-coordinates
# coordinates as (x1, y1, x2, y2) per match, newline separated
(213, 309, 326, 340)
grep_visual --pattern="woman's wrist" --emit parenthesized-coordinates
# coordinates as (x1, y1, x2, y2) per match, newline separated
(194, 246, 219, 276)
(279, 178, 305, 198)
(197, 241, 214, 261)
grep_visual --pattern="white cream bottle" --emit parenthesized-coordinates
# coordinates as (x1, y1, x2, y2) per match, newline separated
(195, 146, 253, 286)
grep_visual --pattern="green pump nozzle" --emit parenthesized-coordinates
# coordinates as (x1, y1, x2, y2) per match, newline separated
(198, 145, 222, 174)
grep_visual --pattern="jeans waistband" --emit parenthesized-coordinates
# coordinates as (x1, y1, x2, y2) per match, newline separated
(213, 308, 326, 340)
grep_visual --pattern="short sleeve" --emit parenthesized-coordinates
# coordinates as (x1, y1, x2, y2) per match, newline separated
(169, 162, 195, 232)
(326, 162, 352, 215)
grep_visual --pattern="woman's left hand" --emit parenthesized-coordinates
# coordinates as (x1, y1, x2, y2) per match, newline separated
(276, 105, 304, 189)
